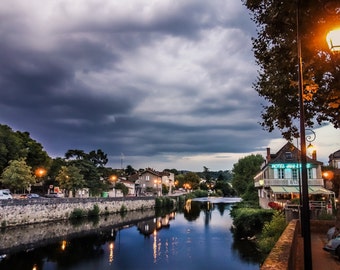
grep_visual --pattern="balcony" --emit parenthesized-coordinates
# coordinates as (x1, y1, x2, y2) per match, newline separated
(255, 178, 324, 187)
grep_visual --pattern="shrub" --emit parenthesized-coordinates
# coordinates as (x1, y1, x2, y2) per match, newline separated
(120, 204, 127, 213)
(257, 211, 287, 254)
(232, 207, 274, 238)
(155, 197, 175, 208)
(88, 204, 100, 217)
(70, 208, 86, 219)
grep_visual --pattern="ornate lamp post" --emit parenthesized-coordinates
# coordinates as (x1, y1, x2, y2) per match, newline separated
(296, 1, 313, 268)
(305, 129, 316, 158)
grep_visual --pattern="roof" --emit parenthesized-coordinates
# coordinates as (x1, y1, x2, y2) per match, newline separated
(264, 142, 323, 169)
(329, 149, 340, 159)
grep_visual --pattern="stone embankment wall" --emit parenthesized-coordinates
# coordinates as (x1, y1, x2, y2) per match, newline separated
(0, 197, 155, 227)
(0, 208, 156, 253)
(261, 219, 335, 269)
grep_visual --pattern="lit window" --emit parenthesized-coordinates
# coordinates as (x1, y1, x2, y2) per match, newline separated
(278, 169, 285, 179)
(292, 169, 298, 180)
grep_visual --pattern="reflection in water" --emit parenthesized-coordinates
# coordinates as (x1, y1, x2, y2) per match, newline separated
(108, 242, 114, 264)
(0, 200, 262, 270)
(61, 240, 67, 251)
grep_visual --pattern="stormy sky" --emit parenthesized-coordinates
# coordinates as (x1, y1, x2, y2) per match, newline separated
(1, 0, 339, 171)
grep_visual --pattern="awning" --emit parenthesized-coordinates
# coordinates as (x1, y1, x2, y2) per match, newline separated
(309, 186, 335, 195)
(270, 186, 299, 194)
(270, 186, 334, 195)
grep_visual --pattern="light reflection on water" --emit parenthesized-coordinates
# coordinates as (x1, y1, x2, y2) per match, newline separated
(0, 200, 261, 270)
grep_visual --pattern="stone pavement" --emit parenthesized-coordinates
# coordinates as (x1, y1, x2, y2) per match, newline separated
(296, 233, 340, 269)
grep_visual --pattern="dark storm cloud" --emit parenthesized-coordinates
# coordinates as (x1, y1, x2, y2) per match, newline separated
(0, 0, 281, 170)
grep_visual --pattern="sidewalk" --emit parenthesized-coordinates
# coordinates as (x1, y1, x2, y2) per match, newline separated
(311, 233, 340, 269)
(297, 233, 340, 269)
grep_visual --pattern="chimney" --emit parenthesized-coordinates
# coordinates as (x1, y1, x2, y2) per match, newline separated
(266, 148, 271, 162)
(312, 150, 317, 160)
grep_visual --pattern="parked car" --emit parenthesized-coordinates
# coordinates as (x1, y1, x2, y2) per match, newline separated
(19, 194, 28, 199)
(45, 193, 64, 198)
(27, 193, 40, 199)
(0, 189, 12, 200)
(323, 227, 340, 259)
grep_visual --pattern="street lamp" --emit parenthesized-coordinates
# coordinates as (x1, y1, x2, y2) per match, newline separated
(296, 1, 312, 269)
(110, 175, 117, 197)
(326, 28, 340, 53)
(305, 129, 316, 158)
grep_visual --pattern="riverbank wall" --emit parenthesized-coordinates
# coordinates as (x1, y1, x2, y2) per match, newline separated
(0, 208, 156, 254)
(0, 197, 155, 227)
(261, 219, 334, 269)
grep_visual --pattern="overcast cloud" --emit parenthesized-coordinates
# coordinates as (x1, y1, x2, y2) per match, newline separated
(1, 0, 339, 171)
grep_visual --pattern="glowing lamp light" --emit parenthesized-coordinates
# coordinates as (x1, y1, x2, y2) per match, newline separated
(326, 28, 340, 53)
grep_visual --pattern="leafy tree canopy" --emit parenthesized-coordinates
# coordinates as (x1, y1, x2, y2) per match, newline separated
(183, 172, 201, 190)
(232, 154, 264, 197)
(0, 124, 51, 173)
(1, 158, 36, 193)
(56, 165, 85, 196)
(243, 0, 340, 139)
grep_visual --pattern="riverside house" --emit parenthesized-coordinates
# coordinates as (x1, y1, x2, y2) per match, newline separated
(133, 168, 174, 196)
(254, 142, 335, 210)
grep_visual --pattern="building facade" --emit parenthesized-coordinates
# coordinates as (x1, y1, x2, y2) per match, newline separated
(254, 142, 332, 209)
(133, 168, 174, 196)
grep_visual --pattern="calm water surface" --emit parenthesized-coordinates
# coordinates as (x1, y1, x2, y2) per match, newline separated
(0, 199, 262, 270)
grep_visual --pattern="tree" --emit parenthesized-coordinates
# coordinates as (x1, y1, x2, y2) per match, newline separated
(203, 166, 211, 182)
(243, 0, 340, 139)
(183, 172, 201, 190)
(232, 154, 264, 198)
(1, 158, 36, 193)
(125, 165, 136, 176)
(88, 149, 108, 167)
(115, 182, 129, 197)
(0, 124, 51, 173)
(56, 165, 85, 197)
(65, 149, 87, 160)
(70, 159, 105, 196)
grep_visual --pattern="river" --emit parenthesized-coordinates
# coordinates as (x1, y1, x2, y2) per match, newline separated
(0, 198, 262, 270)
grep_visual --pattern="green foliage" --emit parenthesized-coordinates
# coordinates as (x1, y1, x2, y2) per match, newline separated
(232, 154, 264, 197)
(1, 158, 36, 192)
(155, 197, 175, 208)
(56, 165, 85, 196)
(70, 208, 86, 219)
(125, 165, 136, 176)
(120, 204, 127, 213)
(257, 211, 287, 254)
(1, 220, 7, 228)
(115, 182, 129, 196)
(231, 207, 274, 238)
(182, 172, 201, 190)
(185, 190, 208, 200)
(214, 180, 236, 197)
(88, 204, 100, 216)
(243, 0, 340, 138)
(161, 184, 169, 195)
(0, 124, 51, 173)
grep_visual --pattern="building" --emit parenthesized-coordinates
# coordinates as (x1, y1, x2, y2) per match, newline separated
(254, 142, 334, 209)
(329, 149, 340, 169)
(133, 168, 174, 196)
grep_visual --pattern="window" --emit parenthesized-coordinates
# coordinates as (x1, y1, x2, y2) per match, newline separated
(145, 175, 150, 181)
(292, 169, 298, 180)
(308, 168, 313, 179)
(285, 152, 293, 160)
(278, 169, 285, 179)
